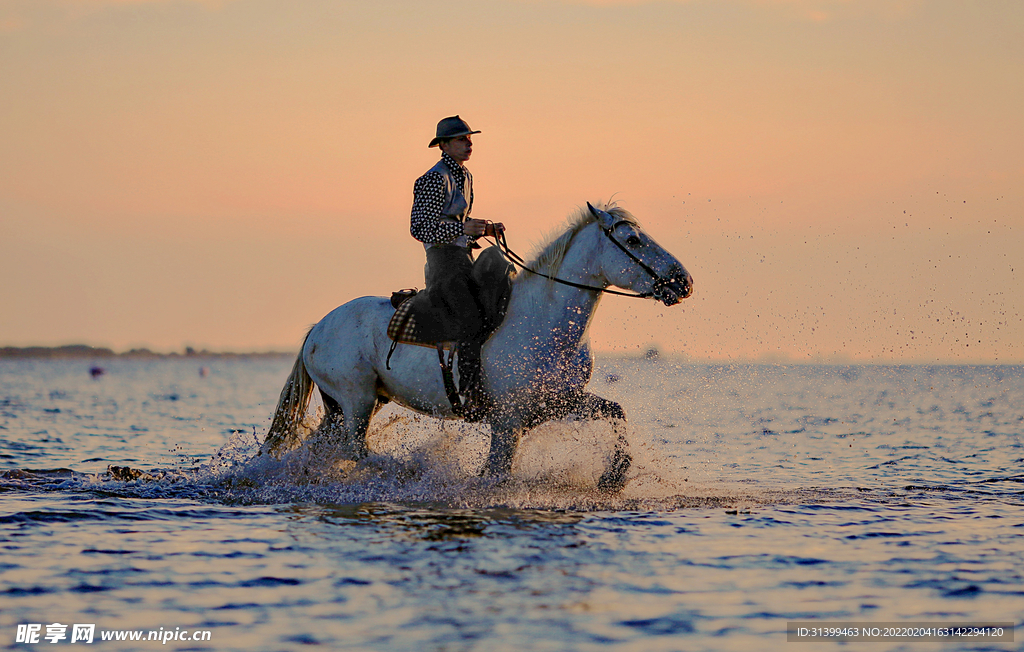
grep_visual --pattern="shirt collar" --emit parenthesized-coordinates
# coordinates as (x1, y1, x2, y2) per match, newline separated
(440, 152, 465, 177)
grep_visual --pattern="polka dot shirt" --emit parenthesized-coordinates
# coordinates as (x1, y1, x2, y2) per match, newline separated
(410, 152, 474, 245)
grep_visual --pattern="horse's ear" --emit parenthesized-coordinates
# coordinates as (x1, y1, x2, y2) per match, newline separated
(587, 202, 616, 230)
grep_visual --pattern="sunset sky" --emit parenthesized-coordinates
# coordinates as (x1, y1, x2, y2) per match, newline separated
(2, 0, 1022, 362)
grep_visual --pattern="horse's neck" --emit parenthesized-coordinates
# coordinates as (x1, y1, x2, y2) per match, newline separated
(497, 226, 606, 359)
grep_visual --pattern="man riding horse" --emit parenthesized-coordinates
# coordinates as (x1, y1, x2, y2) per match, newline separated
(260, 117, 692, 487)
(410, 116, 505, 417)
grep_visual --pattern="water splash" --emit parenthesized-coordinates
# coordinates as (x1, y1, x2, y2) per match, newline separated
(2, 403, 853, 512)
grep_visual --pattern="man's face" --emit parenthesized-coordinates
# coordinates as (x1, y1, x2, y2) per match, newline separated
(440, 135, 473, 163)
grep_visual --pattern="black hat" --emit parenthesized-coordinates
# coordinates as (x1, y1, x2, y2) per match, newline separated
(429, 115, 481, 148)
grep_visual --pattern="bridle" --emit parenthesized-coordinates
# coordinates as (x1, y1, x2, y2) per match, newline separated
(489, 217, 675, 300)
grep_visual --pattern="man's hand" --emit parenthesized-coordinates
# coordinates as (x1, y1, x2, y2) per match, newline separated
(463, 219, 505, 238)
(486, 221, 505, 238)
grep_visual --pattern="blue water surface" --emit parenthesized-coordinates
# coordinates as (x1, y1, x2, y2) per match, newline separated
(1, 358, 1021, 651)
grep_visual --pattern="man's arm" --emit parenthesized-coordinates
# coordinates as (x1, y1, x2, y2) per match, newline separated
(410, 172, 464, 244)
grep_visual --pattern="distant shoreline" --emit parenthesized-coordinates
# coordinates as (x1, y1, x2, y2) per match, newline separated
(0, 345, 1017, 365)
(0, 345, 292, 359)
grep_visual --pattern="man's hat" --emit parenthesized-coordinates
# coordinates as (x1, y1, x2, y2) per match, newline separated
(429, 115, 481, 148)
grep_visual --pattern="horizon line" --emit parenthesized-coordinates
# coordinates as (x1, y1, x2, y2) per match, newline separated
(1, 344, 1020, 366)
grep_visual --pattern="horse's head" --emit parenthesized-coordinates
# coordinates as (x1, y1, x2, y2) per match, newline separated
(587, 202, 693, 306)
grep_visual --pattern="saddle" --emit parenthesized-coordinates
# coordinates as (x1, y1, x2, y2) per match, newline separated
(387, 245, 514, 354)
(385, 246, 515, 412)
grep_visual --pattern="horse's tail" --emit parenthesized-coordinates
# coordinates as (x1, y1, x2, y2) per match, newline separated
(260, 328, 316, 457)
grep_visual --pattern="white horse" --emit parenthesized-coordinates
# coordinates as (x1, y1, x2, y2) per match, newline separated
(261, 202, 693, 489)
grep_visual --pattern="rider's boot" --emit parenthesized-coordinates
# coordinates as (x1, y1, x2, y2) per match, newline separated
(457, 338, 490, 422)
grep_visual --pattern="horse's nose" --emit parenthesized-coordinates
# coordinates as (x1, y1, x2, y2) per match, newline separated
(678, 270, 693, 299)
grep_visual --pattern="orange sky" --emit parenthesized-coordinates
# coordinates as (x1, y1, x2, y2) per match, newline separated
(2, 0, 1022, 361)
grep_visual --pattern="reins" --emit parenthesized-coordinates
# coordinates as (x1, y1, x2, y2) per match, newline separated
(486, 221, 666, 299)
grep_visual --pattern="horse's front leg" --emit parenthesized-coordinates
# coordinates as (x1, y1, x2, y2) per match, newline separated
(483, 391, 632, 490)
(482, 398, 536, 478)
(549, 391, 631, 492)
(572, 391, 626, 421)
(484, 423, 518, 478)
(537, 389, 625, 422)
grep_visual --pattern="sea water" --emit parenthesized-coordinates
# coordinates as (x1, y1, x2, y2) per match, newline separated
(1, 357, 1021, 651)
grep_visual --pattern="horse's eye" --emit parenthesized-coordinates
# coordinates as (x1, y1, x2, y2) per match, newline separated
(626, 235, 642, 247)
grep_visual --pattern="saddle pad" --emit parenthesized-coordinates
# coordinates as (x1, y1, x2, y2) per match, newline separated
(387, 297, 445, 348)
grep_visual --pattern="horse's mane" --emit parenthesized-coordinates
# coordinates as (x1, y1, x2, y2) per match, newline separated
(520, 201, 639, 280)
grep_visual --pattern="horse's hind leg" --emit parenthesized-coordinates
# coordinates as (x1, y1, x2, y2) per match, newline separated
(317, 387, 377, 460)
(317, 391, 346, 444)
